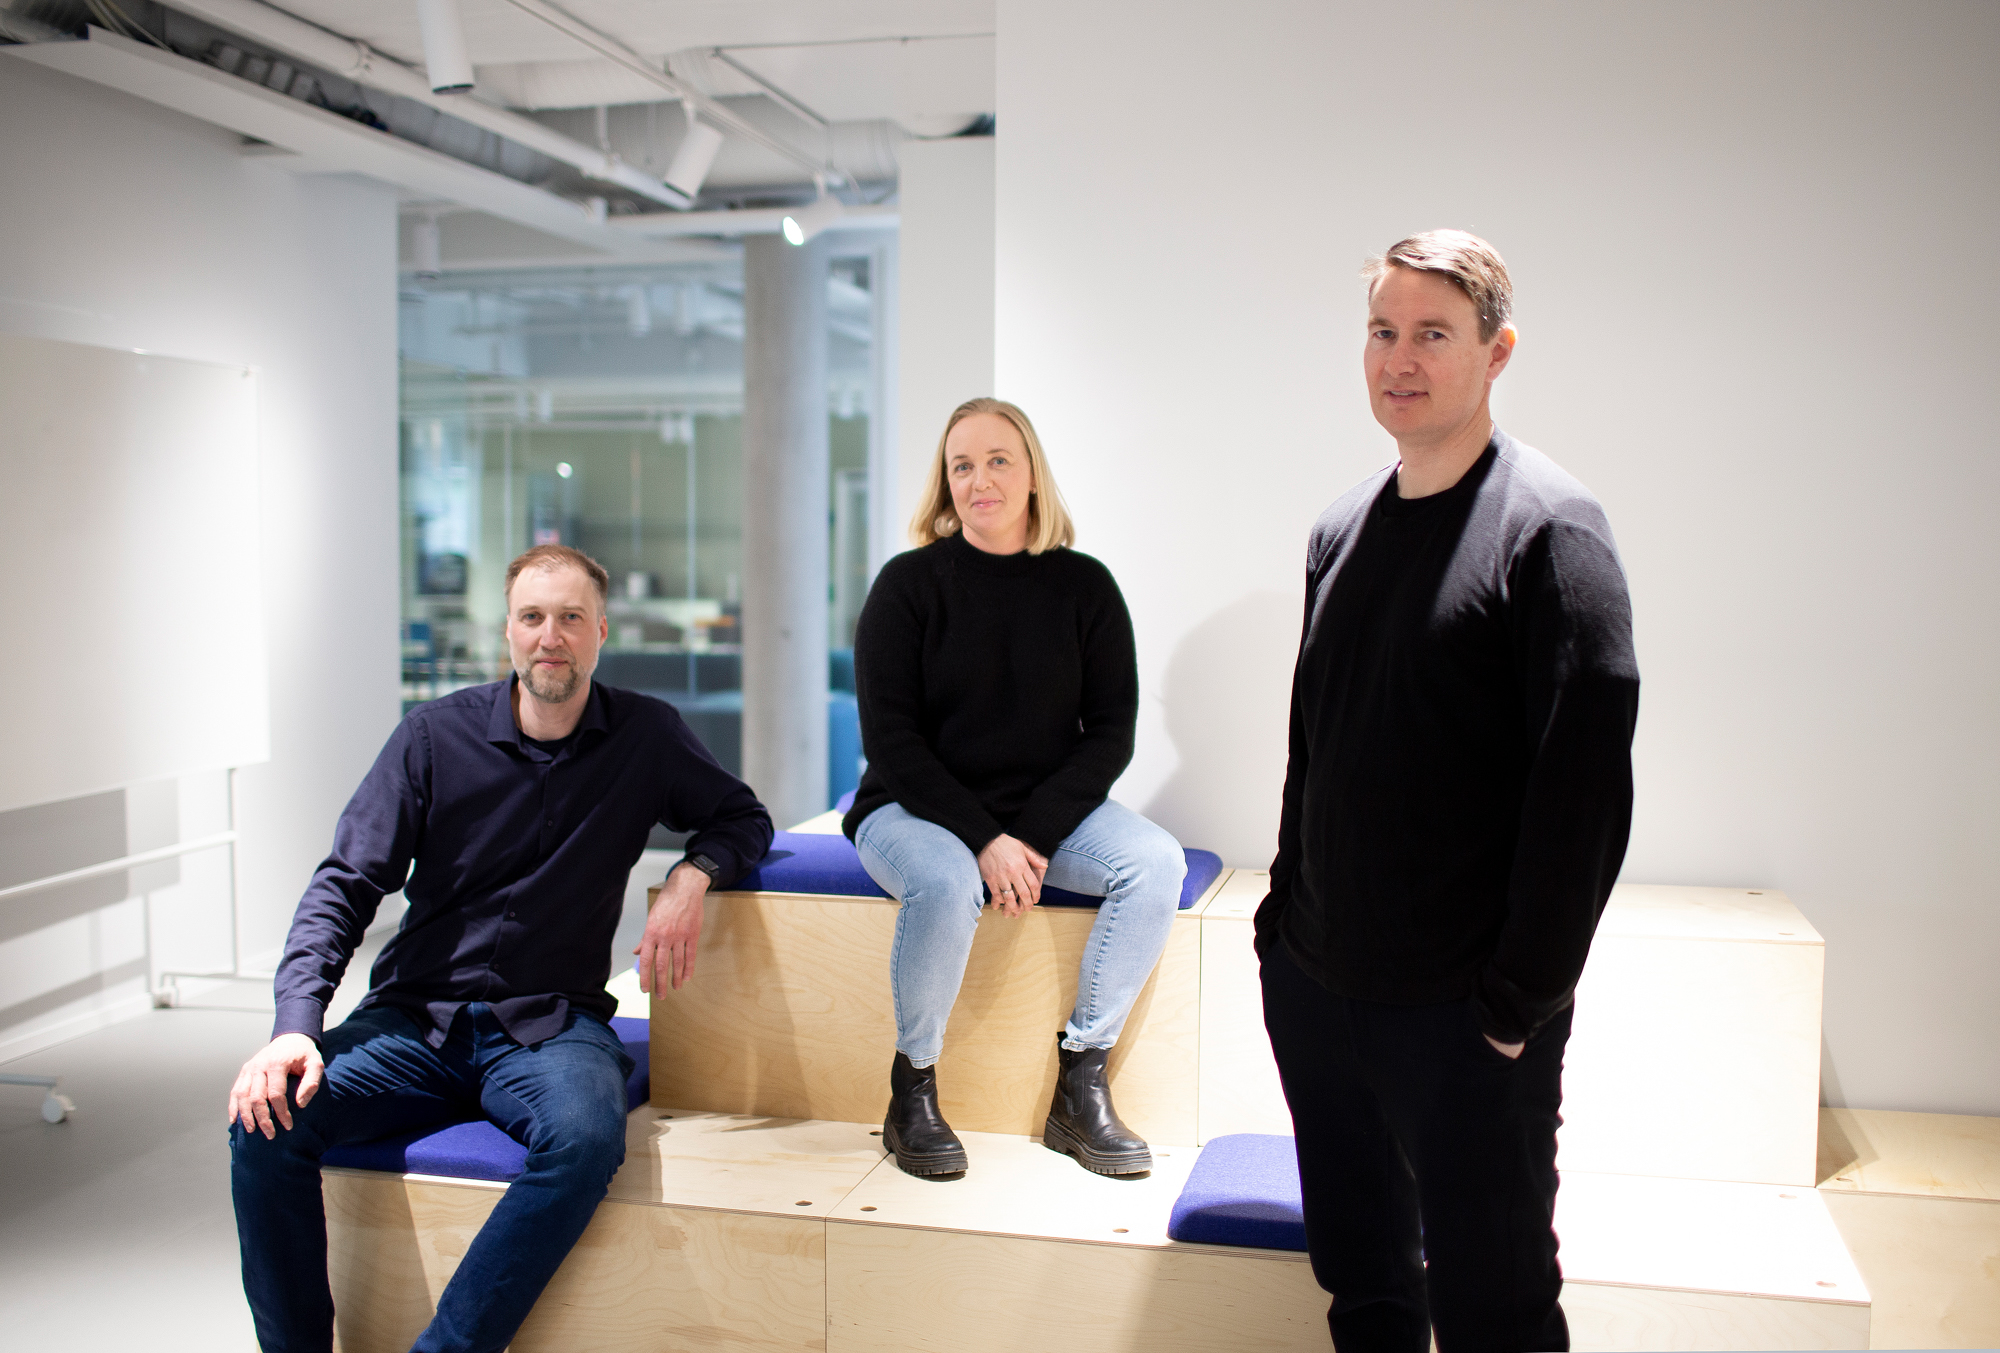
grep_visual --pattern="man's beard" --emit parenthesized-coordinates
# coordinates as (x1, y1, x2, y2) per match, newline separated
(517, 655, 583, 703)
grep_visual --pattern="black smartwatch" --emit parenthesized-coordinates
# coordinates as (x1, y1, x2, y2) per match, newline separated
(676, 853, 722, 886)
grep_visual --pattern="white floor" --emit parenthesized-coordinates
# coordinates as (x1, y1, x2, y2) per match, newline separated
(0, 850, 676, 1351)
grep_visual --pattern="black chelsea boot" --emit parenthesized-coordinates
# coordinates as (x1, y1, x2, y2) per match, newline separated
(1042, 1033, 1152, 1176)
(883, 1051, 969, 1177)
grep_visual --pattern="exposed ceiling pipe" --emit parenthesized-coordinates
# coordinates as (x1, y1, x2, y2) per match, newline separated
(494, 0, 845, 188)
(162, 0, 693, 208)
(5, 26, 692, 257)
(0, 6, 67, 41)
(609, 203, 896, 239)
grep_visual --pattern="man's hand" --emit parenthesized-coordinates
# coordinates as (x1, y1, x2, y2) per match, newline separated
(637, 861, 709, 993)
(978, 834, 1049, 918)
(1484, 1035, 1525, 1060)
(228, 1033, 323, 1139)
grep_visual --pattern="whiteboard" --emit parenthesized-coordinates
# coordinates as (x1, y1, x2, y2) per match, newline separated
(0, 334, 268, 814)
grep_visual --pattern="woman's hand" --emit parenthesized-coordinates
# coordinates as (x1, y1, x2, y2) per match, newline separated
(978, 834, 1049, 917)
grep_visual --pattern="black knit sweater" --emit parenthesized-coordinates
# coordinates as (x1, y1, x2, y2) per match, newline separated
(841, 533, 1138, 857)
(1257, 431, 1641, 1045)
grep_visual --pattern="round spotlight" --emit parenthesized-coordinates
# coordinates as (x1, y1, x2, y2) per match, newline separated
(557, 462, 573, 479)
(410, 215, 442, 280)
(781, 194, 845, 246)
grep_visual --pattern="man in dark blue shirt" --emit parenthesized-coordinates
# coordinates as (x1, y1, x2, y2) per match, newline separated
(227, 545, 772, 1353)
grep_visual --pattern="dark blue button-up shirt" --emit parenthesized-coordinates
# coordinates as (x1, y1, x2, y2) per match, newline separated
(272, 677, 773, 1047)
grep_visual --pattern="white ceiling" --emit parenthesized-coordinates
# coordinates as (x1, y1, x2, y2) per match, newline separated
(267, 0, 992, 74)
(475, 34, 993, 121)
(723, 35, 993, 124)
(264, 1, 995, 124)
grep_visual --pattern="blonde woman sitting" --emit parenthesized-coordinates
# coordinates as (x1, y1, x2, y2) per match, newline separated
(841, 398, 1186, 1178)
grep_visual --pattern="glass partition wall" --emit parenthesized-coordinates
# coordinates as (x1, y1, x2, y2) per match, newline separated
(398, 252, 879, 809)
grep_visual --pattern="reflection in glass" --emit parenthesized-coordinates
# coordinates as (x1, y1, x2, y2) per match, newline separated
(397, 253, 881, 808)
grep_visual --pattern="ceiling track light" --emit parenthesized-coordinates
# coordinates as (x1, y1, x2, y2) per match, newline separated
(416, 0, 475, 94)
(663, 114, 725, 205)
(411, 214, 443, 279)
(782, 191, 844, 247)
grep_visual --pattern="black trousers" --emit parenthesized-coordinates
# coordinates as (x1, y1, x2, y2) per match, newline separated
(1261, 939, 1571, 1353)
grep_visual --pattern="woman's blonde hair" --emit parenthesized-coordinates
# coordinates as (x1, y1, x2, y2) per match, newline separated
(908, 398, 1076, 554)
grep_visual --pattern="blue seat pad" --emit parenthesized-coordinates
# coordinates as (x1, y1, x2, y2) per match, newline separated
(735, 830, 1223, 911)
(320, 1016, 650, 1183)
(1167, 1133, 1308, 1251)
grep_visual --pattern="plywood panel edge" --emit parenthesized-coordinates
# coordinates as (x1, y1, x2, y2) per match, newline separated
(1178, 866, 1234, 918)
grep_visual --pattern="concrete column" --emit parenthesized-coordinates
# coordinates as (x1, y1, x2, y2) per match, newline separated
(741, 232, 829, 828)
(895, 138, 994, 543)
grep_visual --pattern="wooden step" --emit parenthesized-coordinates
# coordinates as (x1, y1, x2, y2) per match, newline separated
(1201, 874, 1827, 1185)
(1815, 1107, 2000, 1350)
(647, 878, 1218, 1144)
(324, 1110, 1869, 1352)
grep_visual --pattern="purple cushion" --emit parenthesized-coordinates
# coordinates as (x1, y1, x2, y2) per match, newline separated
(1171, 849, 1226, 909)
(733, 833, 1223, 911)
(733, 831, 889, 897)
(1167, 1134, 1307, 1251)
(327, 1118, 529, 1183)
(321, 1016, 651, 1183)
(609, 1014, 651, 1105)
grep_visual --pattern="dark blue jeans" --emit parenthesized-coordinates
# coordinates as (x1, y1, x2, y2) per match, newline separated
(229, 1002, 632, 1353)
(1261, 940, 1571, 1353)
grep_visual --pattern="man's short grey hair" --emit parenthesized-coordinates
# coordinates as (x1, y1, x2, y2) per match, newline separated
(1363, 230, 1514, 343)
(504, 544, 610, 609)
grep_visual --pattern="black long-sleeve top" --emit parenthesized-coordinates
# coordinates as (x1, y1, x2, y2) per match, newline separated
(842, 533, 1139, 858)
(272, 677, 773, 1048)
(1256, 431, 1640, 1044)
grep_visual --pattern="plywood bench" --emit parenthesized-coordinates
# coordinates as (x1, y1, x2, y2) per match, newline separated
(1815, 1107, 2000, 1349)
(324, 1107, 877, 1353)
(647, 830, 1228, 1144)
(325, 1112, 1869, 1352)
(322, 837, 1884, 1351)
(1200, 874, 1828, 1183)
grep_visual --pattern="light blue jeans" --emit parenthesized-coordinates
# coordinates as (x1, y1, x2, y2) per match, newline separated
(854, 799, 1186, 1067)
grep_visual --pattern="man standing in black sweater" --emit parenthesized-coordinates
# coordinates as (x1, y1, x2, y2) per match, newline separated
(1257, 231, 1639, 1351)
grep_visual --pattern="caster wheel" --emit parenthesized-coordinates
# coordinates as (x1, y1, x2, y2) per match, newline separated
(42, 1093, 74, 1124)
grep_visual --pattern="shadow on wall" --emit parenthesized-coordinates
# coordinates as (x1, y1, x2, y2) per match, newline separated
(1142, 591, 1300, 868)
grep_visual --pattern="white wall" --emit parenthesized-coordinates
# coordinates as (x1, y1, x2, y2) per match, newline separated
(895, 137, 996, 541)
(995, 0, 2000, 1114)
(0, 58, 400, 1054)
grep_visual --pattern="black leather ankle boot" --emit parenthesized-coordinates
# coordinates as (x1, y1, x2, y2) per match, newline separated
(1042, 1033, 1152, 1176)
(883, 1052, 969, 1177)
